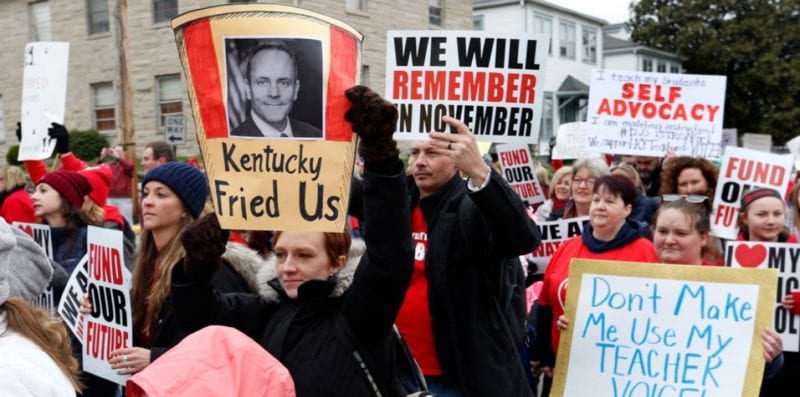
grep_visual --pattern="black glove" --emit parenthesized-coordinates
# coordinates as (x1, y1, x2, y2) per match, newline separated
(48, 123, 70, 154)
(344, 85, 399, 162)
(180, 213, 230, 279)
(15, 122, 21, 142)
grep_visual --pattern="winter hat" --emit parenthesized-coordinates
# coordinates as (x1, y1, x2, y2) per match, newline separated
(142, 162, 208, 219)
(0, 218, 52, 305)
(37, 170, 92, 209)
(741, 188, 783, 210)
(79, 166, 112, 206)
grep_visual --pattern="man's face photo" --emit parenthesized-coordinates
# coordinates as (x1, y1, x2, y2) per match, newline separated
(248, 49, 299, 129)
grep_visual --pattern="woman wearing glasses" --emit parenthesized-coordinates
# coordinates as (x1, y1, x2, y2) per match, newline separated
(547, 158, 609, 220)
(533, 174, 658, 394)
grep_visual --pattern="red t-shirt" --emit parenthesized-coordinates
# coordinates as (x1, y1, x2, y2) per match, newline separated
(539, 236, 659, 353)
(396, 205, 442, 375)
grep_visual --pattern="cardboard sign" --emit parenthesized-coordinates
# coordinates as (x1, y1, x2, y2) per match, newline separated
(385, 30, 549, 143)
(527, 217, 588, 272)
(57, 255, 89, 340)
(18, 42, 69, 161)
(82, 226, 132, 385)
(171, 4, 362, 232)
(551, 122, 603, 160)
(13, 222, 55, 313)
(586, 69, 727, 159)
(496, 143, 545, 205)
(553, 260, 776, 397)
(711, 146, 793, 239)
(727, 242, 800, 352)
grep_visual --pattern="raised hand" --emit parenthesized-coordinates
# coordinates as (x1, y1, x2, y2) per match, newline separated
(344, 85, 399, 162)
(180, 212, 229, 279)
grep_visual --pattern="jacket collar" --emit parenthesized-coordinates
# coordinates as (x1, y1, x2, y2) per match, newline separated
(582, 219, 643, 253)
(414, 172, 464, 229)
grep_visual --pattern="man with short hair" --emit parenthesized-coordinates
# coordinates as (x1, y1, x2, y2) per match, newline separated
(632, 155, 662, 197)
(231, 41, 322, 138)
(141, 141, 175, 174)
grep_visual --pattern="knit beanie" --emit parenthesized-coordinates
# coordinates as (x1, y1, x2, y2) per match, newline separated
(741, 188, 783, 210)
(142, 162, 208, 219)
(79, 166, 112, 207)
(0, 218, 52, 305)
(38, 170, 92, 209)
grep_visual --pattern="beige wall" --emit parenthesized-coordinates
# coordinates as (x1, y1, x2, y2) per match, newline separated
(0, 0, 472, 164)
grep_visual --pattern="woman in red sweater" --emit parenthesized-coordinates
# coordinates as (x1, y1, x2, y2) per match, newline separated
(0, 165, 36, 223)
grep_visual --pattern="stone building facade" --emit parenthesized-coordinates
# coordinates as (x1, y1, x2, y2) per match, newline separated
(0, 0, 472, 163)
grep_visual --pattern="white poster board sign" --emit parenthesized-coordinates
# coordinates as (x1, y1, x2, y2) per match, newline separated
(727, 242, 800, 352)
(527, 217, 588, 272)
(82, 226, 132, 385)
(551, 122, 603, 160)
(18, 42, 69, 161)
(164, 115, 186, 146)
(57, 255, 89, 340)
(711, 146, 793, 239)
(586, 69, 727, 159)
(385, 30, 549, 143)
(496, 143, 545, 205)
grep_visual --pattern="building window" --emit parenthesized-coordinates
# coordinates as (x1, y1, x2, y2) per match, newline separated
(533, 14, 552, 55)
(92, 82, 116, 132)
(582, 27, 597, 64)
(473, 15, 484, 31)
(28, 1, 52, 41)
(670, 65, 680, 73)
(346, 0, 367, 12)
(541, 92, 554, 142)
(157, 75, 184, 131)
(559, 21, 576, 59)
(429, 0, 443, 27)
(657, 61, 667, 73)
(153, 0, 178, 24)
(87, 0, 109, 34)
(642, 57, 653, 72)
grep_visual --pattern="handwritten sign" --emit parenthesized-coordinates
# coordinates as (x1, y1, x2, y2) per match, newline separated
(586, 69, 727, 159)
(727, 242, 800, 352)
(57, 255, 89, 340)
(711, 146, 793, 239)
(496, 143, 544, 205)
(527, 217, 588, 272)
(13, 221, 55, 312)
(171, 4, 361, 232)
(18, 42, 69, 161)
(83, 226, 132, 385)
(551, 122, 603, 160)
(385, 30, 549, 144)
(553, 260, 776, 397)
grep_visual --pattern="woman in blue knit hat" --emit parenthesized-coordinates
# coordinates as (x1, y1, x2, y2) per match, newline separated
(95, 162, 255, 377)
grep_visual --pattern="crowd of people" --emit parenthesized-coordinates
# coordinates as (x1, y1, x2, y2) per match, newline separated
(0, 85, 798, 397)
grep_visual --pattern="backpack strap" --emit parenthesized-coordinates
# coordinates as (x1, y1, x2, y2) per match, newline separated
(331, 314, 383, 397)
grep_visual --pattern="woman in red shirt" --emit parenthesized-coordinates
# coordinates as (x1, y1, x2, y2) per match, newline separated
(0, 165, 36, 224)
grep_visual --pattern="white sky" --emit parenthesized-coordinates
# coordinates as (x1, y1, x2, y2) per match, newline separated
(554, 0, 635, 24)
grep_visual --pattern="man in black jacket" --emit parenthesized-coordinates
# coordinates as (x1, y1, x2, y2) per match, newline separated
(393, 116, 541, 396)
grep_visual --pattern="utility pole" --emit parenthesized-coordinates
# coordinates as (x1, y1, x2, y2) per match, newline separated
(111, 0, 139, 222)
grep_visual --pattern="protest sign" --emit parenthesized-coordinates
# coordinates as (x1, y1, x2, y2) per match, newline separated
(82, 226, 132, 385)
(13, 221, 55, 312)
(727, 242, 800, 352)
(527, 217, 588, 272)
(552, 259, 776, 397)
(171, 4, 362, 232)
(742, 133, 772, 153)
(586, 69, 727, 159)
(57, 255, 89, 340)
(496, 143, 544, 205)
(385, 30, 549, 144)
(711, 146, 793, 239)
(551, 122, 603, 160)
(18, 42, 69, 161)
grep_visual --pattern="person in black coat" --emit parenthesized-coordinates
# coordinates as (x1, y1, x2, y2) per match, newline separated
(171, 86, 413, 396)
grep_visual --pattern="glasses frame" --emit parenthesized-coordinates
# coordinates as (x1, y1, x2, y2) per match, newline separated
(661, 194, 709, 204)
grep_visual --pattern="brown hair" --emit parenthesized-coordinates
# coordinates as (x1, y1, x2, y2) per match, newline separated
(790, 183, 800, 232)
(145, 141, 175, 163)
(593, 174, 637, 207)
(659, 156, 718, 197)
(737, 188, 790, 242)
(610, 163, 643, 192)
(652, 200, 721, 262)
(273, 229, 351, 267)
(3, 298, 82, 391)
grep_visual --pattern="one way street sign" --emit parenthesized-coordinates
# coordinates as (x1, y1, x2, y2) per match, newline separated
(164, 115, 186, 146)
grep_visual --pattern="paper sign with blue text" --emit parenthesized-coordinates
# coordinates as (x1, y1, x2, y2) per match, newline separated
(552, 259, 776, 397)
(385, 30, 549, 143)
(727, 241, 800, 352)
(82, 226, 132, 385)
(586, 69, 726, 159)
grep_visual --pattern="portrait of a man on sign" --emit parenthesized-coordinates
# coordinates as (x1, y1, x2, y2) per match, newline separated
(226, 38, 324, 139)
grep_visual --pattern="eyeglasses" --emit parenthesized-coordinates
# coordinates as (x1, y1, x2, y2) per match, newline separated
(661, 194, 708, 204)
(572, 177, 597, 186)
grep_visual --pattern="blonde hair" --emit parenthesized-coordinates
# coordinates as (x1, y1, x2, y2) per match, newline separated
(3, 298, 82, 391)
(610, 163, 644, 192)
(80, 199, 106, 226)
(0, 165, 28, 191)
(549, 166, 573, 200)
(130, 215, 192, 340)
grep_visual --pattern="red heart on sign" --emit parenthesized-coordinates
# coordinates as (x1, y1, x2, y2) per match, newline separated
(735, 244, 767, 268)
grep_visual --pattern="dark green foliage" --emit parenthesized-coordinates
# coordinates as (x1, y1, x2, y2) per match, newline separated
(630, 0, 800, 145)
(5, 145, 21, 165)
(69, 129, 109, 162)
